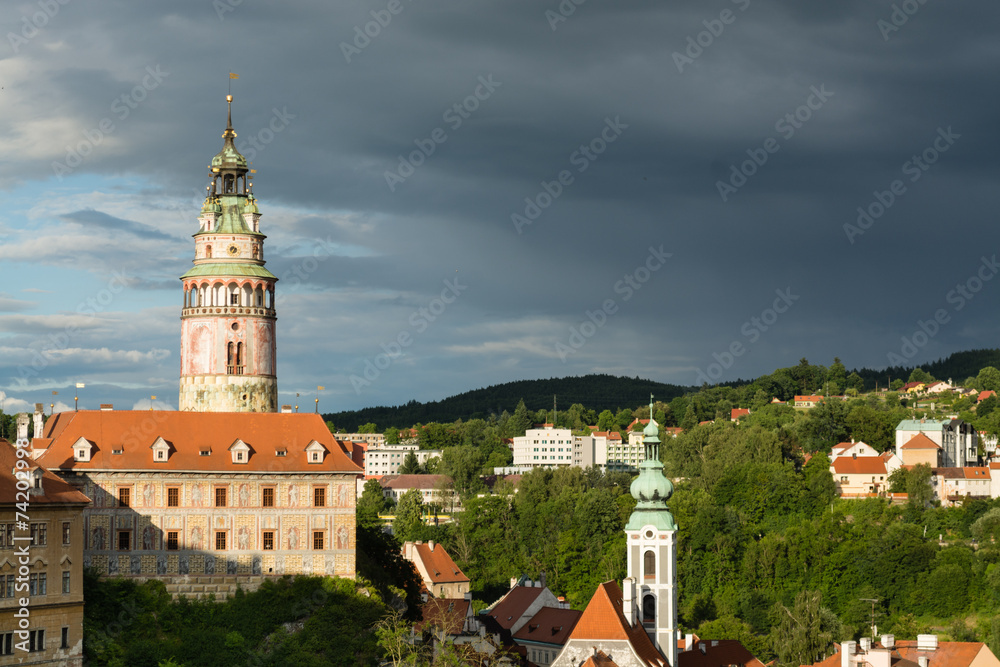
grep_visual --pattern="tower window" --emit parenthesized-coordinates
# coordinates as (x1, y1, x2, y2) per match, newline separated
(642, 594, 655, 625)
(230, 292, 239, 306)
(644, 550, 655, 579)
(224, 174, 234, 193)
(205, 245, 212, 258)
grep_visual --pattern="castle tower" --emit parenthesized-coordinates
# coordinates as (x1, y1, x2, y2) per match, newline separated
(625, 395, 677, 665)
(178, 95, 278, 412)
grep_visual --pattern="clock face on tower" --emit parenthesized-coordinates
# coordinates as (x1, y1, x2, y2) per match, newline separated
(227, 244, 239, 256)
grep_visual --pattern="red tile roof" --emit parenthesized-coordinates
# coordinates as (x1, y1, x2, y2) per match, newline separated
(408, 541, 468, 584)
(678, 640, 765, 667)
(808, 640, 998, 667)
(512, 606, 581, 646)
(0, 440, 91, 505)
(583, 651, 620, 666)
(831, 457, 887, 475)
(900, 433, 940, 450)
(33, 410, 360, 473)
(567, 581, 667, 667)
(414, 598, 471, 635)
(979, 390, 997, 402)
(731, 409, 750, 420)
(486, 586, 545, 630)
(795, 395, 824, 403)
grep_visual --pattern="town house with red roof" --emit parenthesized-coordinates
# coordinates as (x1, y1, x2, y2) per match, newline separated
(806, 634, 1000, 667)
(830, 456, 889, 497)
(402, 540, 469, 599)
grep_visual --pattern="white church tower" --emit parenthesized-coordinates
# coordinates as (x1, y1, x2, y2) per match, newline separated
(624, 396, 678, 665)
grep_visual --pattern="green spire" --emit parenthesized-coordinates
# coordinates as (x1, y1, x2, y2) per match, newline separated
(626, 393, 676, 531)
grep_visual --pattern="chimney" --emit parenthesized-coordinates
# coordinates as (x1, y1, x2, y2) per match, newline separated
(16, 413, 29, 443)
(510, 577, 518, 590)
(917, 635, 937, 651)
(33, 405, 44, 439)
(428, 540, 435, 552)
(842, 641, 857, 667)
(100, 403, 113, 411)
(540, 572, 547, 589)
(281, 405, 293, 413)
(622, 577, 636, 627)
(860, 638, 871, 652)
(918, 659, 929, 667)
(882, 635, 895, 649)
(685, 634, 694, 652)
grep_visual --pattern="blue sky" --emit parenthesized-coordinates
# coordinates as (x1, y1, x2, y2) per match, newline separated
(1, 0, 999, 416)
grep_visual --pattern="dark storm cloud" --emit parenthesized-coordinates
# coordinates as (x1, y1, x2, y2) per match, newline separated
(61, 209, 180, 242)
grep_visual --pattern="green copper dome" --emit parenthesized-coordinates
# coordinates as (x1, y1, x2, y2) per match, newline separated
(625, 394, 677, 532)
(211, 95, 248, 170)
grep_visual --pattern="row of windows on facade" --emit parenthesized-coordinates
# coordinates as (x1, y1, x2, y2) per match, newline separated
(183, 283, 273, 310)
(104, 528, 329, 552)
(531, 440, 568, 445)
(0, 522, 71, 547)
(0, 628, 65, 655)
(109, 486, 331, 508)
(532, 447, 567, 452)
(0, 571, 73, 597)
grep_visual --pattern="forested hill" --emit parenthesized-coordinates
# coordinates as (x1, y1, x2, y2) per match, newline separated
(325, 374, 692, 431)
(851, 348, 1000, 389)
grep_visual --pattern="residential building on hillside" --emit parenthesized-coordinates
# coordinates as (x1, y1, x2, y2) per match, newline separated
(933, 468, 992, 505)
(806, 634, 1000, 667)
(364, 444, 441, 477)
(794, 395, 824, 408)
(925, 381, 953, 394)
(513, 426, 575, 469)
(830, 441, 878, 461)
(483, 575, 565, 635)
(1, 437, 90, 667)
(899, 433, 941, 467)
(991, 463, 1000, 498)
(402, 540, 469, 599)
(30, 409, 360, 598)
(896, 419, 977, 468)
(730, 409, 750, 421)
(379, 475, 457, 511)
(830, 456, 889, 497)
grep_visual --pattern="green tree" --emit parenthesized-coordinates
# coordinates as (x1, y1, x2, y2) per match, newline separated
(890, 379, 904, 391)
(829, 358, 847, 390)
(978, 367, 1000, 392)
(597, 409, 616, 432)
(358, 422, 378, 434)
(909, 368, 934, 383)
(971, 507, 1000, 543)
(384, 426, 400, 444)
(770, 590, 843, 667)
(438, 446, 485, 499)
(507, 399, 531, 438)
(680, 404, 698, 431)
(357, 478, 388, 528)
(398, 451, 421, 475)
(846, 372, 865, 393)
(392, 489, 424, 543)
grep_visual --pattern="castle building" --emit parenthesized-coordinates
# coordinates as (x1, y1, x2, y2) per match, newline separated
(552, 398, 678, 667)
(32, 409, 360, 598)
(24, 96, 361, 598)
(179, 95, 278, 413)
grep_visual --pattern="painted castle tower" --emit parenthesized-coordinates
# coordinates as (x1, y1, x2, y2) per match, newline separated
(624, 396, 678, 665)
(179, 95, 278, 412)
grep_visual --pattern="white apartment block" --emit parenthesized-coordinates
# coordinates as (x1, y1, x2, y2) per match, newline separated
(364, 444, 441, 477)
(513, 426, 575, 468)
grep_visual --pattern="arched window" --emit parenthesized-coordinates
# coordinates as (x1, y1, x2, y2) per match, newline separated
(205, 245, 212, 258)
(227, 342, 234, 373)
(644, 550, 655, 579)
(643, 594, 655, 625)
(235, 342, 243, 374)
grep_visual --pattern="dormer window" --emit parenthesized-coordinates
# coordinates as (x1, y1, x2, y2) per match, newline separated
(31, 468, 43, 491)
(228, 439, 250, 464)
(275, 449, 287, 457)
(72, 437, 93, 463)
(304, 441, 327, 464)
(150, 437, 171, 463)
(200, 449, 211, 457)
